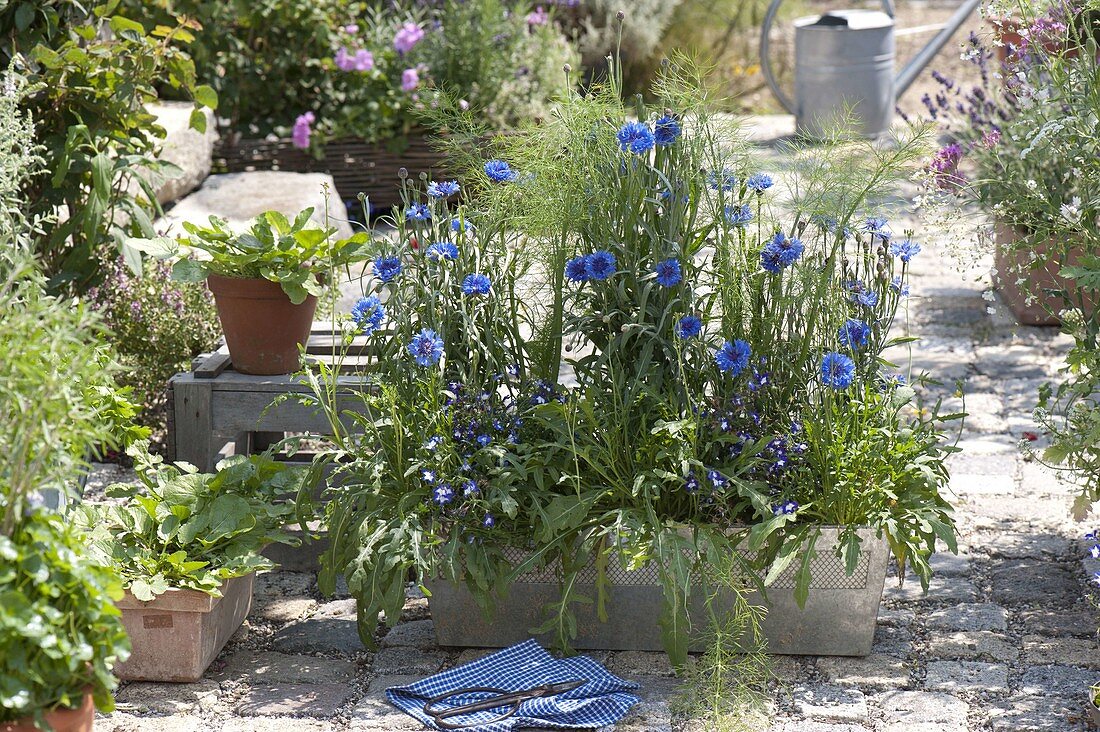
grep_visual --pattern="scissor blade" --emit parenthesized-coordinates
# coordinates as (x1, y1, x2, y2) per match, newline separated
(546, 679, 587, 695)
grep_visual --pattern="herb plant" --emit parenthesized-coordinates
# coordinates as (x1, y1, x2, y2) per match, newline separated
(132, 208, 372, 304)
(78, 446, 308, 600)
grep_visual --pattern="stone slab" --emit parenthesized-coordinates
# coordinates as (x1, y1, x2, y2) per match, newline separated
(792, 684, 868, 723)
(986, 695, 1082, 731)
(816, 654, 909, 689)
(1022, 635, 1100, 668)
(1017, 664, 1100, 697)
(1016, 608, 1098, 637)
(371, 645, 447, 675)
(379, 619, 438, 649)
(114, 680, 221, 715)
(990, 560, 1079, 605)
(873, 689, 969, 727)
(926, 603, 1008, 632)
(929, 631, 1019, 663)
(211, 651, 356, 684)
(236, 683, 352, 718)
(924, 660, 1009, 693)
(271, 617, 364, 655)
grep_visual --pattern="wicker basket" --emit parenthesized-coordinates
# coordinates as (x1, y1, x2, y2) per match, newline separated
(214, 134, 452, 214)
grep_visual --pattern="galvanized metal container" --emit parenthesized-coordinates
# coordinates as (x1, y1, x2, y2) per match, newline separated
(793, 10, 895, 139)
(426, 526, 889, 656)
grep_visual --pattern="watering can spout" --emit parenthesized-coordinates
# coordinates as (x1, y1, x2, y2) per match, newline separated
(895, 0, 983, 97)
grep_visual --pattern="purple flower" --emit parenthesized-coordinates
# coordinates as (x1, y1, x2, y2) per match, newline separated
(821, 352, 856, 389)
(708, 168, 737, 191)
(463, 480, 478, 496)
(373, 255, 403, 283)
(402, 68, 420, 92)
(526, 6, 549, 25)
(707, 470, 727, 487)
(724, 204, 753, 227)
(715, 339, 751, 376)
(838, 318, 872, 350)
(772, 500, 798, 516)
(890, 276, 910, 297)
(335, 47, 356, 71)
(354, 49, 374, 71)
(405, 203, 431, 222)
(654, 258, 682, 287)
(482, 513, 496, 528)
(394, 23, 425, 54)
(351, 295, 385, 334)
(760, 232, 804, 272)
(432, 483, 454, 505)
(291, 111, 315, 150)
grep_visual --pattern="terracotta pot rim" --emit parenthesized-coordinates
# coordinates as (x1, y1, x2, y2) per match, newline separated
(0, 690, 94, 732)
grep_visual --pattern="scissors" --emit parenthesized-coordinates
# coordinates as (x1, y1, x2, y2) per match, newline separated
(423, 679, 587, 730)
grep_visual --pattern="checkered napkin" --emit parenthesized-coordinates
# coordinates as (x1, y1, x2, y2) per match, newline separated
(386, 639, 640, 731)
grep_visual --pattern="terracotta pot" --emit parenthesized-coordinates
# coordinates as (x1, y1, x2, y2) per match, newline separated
(1088, 689, 1100, 728)
(0, 692, 94, 732)
(993, 221, 1093, 326)
(207, 274, 317, 375)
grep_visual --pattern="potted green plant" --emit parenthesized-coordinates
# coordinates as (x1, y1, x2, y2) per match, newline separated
(1, 78, 131, 732)
(76, 445, 309, 682)
(300, 56, 960, 664)
(131, 208, 371, 374)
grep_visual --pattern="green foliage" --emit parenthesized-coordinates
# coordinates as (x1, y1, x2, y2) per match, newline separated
(565, 2, 684, 93)
(78, 446, 308, 600)
(131, 208, 372, 305)
(86, 257, 219, 423)
(0, 510, 130, 725)
(0, 1, 216, 292)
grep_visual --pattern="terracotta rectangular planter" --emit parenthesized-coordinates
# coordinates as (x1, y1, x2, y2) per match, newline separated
(114, 573, 254, 682)
(425, 526, 890, 656)
(994, 221, 1094, 326)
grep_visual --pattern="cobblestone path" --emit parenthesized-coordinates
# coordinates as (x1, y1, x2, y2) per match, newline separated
(93, 119, 1099, 732)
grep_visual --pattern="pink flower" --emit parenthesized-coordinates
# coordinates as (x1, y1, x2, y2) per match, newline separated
(401, 67, 420, 92)
(981, 129, 1001, 148)
(353, 49, 374, 71)
(394, 23, 425, 54)
(292, 111, 315, 150)
(343, 23, 359, 34)
(526, 6, 549, 25)
(458, 99, 470, 111)
(335, 47, 356, 71)
(928, 142, 964, 191)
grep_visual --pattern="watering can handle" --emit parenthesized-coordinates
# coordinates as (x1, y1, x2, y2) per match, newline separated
(759, 0, 896, 115)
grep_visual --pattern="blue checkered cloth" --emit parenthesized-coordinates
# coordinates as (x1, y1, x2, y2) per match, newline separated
(386, 639, 640, 731)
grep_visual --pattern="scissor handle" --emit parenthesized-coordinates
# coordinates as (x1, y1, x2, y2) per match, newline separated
(424, 687, 523, 730)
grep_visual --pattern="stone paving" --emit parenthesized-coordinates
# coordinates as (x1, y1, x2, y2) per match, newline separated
(91, 118, 1100, 731)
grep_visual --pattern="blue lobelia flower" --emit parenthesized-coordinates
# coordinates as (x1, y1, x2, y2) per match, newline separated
(463, 480, 478, 496)
(653, 115, 682, 146)
(482, 513, 495, 528)
(676, 314, 703, 338)
(772, 499, 798, 516)
(565, 255, 589, 283)
(683, 473, 700, 493)
(451, 218, 474, 233)
(405, 202, 432, 221)
(585, 250, 617, 281)
(427, 180, 460, 198)
(373, 255, 403, 283)
(724, 204, 754, 227)
(821, 351, 856, 389)
(708, 168, 737, 191)
(715, 339, 751, 376)
(351, 295, 385, 335)
(654, 258, 682, 287)
(838, 318, 871, 350)
(617, 121, 655, 154)
(462, 273, 491, 295)
(889, 238, 922, 262)
(760, 232, 804, 272)
(484, 159, 517, 182)
(422, 469, 437, 483)
(746, 173, 773, 193)
(432, 483, 454, 505)
(707, 470, 726, 487)
(408, 328, 445, 367)
(426, 241, 459, 261)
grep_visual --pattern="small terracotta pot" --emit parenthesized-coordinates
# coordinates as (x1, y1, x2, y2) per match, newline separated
(0, 692, 94, 732)
(993, 221, 1093, 326)
(1087, 689, 1100, 728)
(207, 274, 318, 375)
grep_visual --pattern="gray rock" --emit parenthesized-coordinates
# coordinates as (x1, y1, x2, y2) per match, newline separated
(114, 680, 221, 715)
(987, 534, 1073, 560)
(1016, 607, 1098, 637)
(990, 560, 1079, 605)
(986, 694, 1082, 731)
(928, 551, 972, 577)
(924, 660, 1009, 693)
(222, 719, 336, 732)
(148, 102, 216, 205)
(314, 598, 358, 618)
(926, 603, 1008, 632)
(873, 689, 969, 727)
(771, 721, 872, 732)
(236, 682, 352, 717)
(871, 624, 913, 658)
(884, 574, 978, 603)
(255, 596, 316, 623)
(379, 619, 438, 649)
(1022, 635, 1100, 668)
(96, 715, 212, 732)
(371, 646, 446, 675)
(1018, 664, 1100, 697)
(792, 684, 868, 723)
(607, 651, 677, 677)
(271, 617, 364, 655)
(211, 651, 356, 684)
(159, 171, 354, 240)
(816, 654, 909, 689)
(876, 608, 915, 628)
(930, 631, 1019, 663)
(351, 675, 429, 731)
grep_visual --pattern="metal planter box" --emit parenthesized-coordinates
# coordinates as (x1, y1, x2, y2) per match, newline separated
(115, 573, 254, 682)
(426, 527, 889, 656)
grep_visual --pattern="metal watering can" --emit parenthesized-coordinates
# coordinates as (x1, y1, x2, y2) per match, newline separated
(760, 0, 981, 138)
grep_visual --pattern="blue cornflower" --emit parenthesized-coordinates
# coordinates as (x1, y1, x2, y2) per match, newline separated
(463, 480, 478, 496)
(351, 295, 385, 335)
(432, 484, 454, 505)
(427, 180, 460, 198)
(405, 203, 431, 221)
(654, 115, 682, 146)
(373, 255, 403, 283)
(724, 204, 754, 227)
(707, 470, 726, 487)
(838, 318, 872, 350)
(616, 121, 655, 154)
(565, 256, 589, 283)
(760, 232, 804, 273)
(408, 328, 444, 367)
(708, 168, 737, 191)
(462, 273, 491, 296)
(821, 352, 856, 389)
(484, 159, 517, 182)
(746, 173, 773, 193)
(856, 290, 879, 307)
(654, 258, 682, 287)
(676, 314, 703, 339)
(585, 250, 617, 280)
(451, 218, 474, 233)
(482, 514, 495, 528)
(890, 276, 910, 297)
(889, 238, 922, 262)
(426, 241, 459, 261)
(715, 339, 752, 376)
(772, 500, 799, 516)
